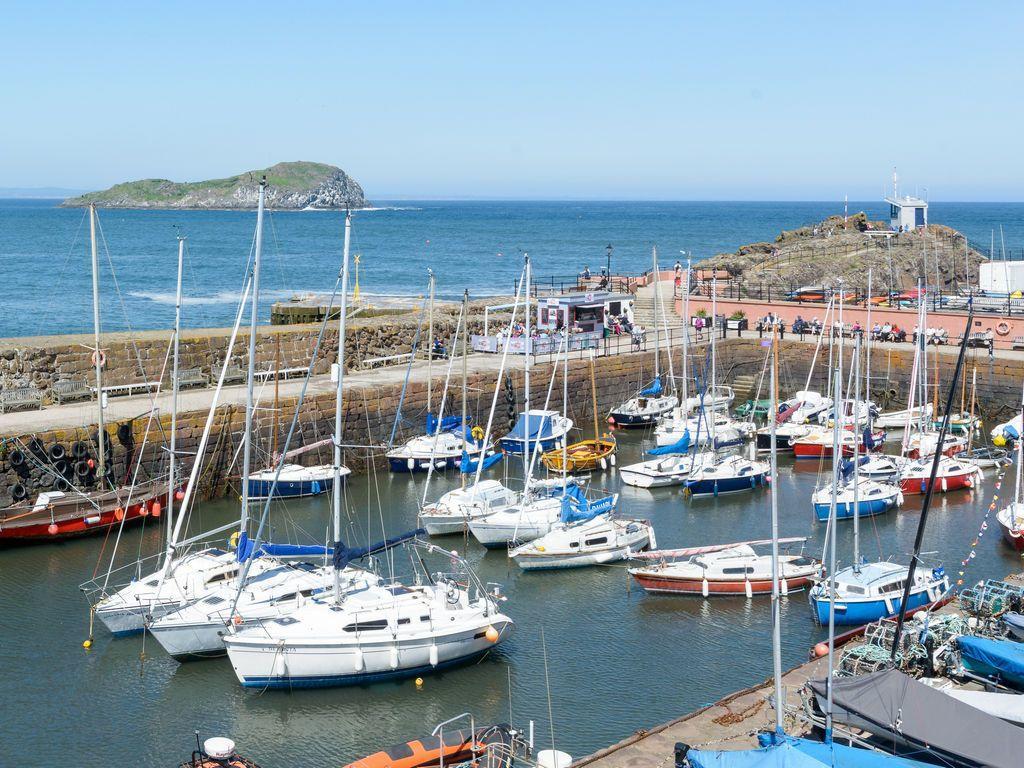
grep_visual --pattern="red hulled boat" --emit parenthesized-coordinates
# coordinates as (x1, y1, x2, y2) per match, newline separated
(898, 457, 981, 495)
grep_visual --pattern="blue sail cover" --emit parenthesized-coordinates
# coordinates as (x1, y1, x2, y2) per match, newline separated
(332, 528, 426, 570)
(559, 484, 616, 523)
(506, 412, 556, 441)
(687, 734, 931, 768)
(862, 428, 877, 450)
(459, 450, 503, 473)
(235, 532, 333, 563)
(840, 456, 870, 480)
(639, 377, 663, 396)
(426, 414, 465, 435)
(957, 635, 1024, 688)
(648, 429, 691, 456)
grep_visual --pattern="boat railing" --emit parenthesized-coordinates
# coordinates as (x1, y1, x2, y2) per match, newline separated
(433, 712, 476, 768)
(79, 549, 168, 604)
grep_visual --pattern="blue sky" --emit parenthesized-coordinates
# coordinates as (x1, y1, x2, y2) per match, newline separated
(2, 2, 1021, 200)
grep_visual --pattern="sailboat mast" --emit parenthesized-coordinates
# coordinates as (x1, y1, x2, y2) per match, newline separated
(852, 336, 861, 571)
(682, 258, 690, 405)
(523, 255, 532, 478)
(890, 312, 973, 660)
(461, 288, 469, 489)
(865, 270, 873, 427)
(333, 211, 353, 601)
(652, 246, 660, 381)
(768, 326, 784, 735)
(167, 236, 185, 550)
(88, 205, 106, 483)
(427, 270, 435, 416)
(825, 364, 842, 741)
(590, 352, 599, 442)
(239, 177, 266, 534)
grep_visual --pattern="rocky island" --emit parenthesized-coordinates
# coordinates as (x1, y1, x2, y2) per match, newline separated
(61, 161, 367, 210)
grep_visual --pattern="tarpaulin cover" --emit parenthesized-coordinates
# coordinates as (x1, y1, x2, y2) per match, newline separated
(776, 402, 800, 424)
(862, 428, 877, 450)
(688, 734, 930, 768)
(559, 484, 616, 523)
(460, 450, 502, 474)
(840, 456, 870, 480)
(426, 414, 465, 435)
(235, 532, 331, 563)
(639, 377, 663, 396)
(332, 528, 425, 570)
(808, 668, 1024, 768)
(958, 635, 1024, 687)
(1003, 612, 1024, 640)
(505, 412, 556, 441)
(648, 429, 690, 456)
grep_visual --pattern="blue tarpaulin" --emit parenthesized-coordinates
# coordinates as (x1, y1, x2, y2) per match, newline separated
(862, 428, 877, 450)
(958, 635, 1024, 688)
(506, 412, 556, 441)
(640, 377, 663, 396)
(687, 734, 931, 768)
(559, 484, 616, 523)
(459, 450, 503, 473)
(648, 429, 691, 456)
(426, 414, 465, 435)
(235, 533, 332, 563)
(332, 528, 425, 570)
(840, 456, 870, 479)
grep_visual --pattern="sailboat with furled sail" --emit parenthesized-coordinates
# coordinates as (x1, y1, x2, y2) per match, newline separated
(609, 246, 678, 427)
(0, 205, 167, 542)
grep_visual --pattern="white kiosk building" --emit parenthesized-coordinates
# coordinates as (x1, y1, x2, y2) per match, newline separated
(884, 171, 928, 232)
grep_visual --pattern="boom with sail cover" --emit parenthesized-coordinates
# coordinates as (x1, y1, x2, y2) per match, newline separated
(647, 430, 691, 456)
(559, 486, 616, 524)
(640, 377, 663, 396)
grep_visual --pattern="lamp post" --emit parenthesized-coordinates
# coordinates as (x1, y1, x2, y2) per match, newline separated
(606, 244, 613, 287)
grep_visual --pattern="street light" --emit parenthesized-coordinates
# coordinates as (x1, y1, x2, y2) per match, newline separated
(606, 244, 613, 283)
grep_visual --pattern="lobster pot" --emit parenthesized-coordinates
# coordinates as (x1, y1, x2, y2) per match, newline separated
(958, 579, 1024, 618)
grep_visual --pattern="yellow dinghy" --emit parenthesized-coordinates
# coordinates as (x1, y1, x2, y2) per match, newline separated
(542, 353, 617, 472)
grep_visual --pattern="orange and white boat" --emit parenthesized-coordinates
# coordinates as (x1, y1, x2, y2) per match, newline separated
(343, 723, 517, 768)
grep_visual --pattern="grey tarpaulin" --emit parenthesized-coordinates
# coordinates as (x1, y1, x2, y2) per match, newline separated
(808, 668, 1024, 768)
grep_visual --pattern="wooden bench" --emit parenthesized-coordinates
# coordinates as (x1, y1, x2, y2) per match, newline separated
(362, 352, 413, 369)
(965, 332, 994, 349)
(214, 363, 246, 384)
(1012, 335, 1024, 351)
(176, 367, 209, 389)
(91, 381, 161, 398)
(52, 377, 91, 404)
(255, 366, 306, 381)
(1, 385, 43, 413)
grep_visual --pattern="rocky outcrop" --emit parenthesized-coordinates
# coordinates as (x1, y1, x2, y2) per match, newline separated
(62, 161, 368, 210)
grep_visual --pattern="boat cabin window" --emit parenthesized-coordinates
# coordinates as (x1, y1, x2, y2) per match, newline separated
(342, 619, 389, 632)
(569, 542, 580, 548)
(790, 557, 813, 566)
(846, 585, 867, 595)
(420, 615, 431, 621)
(878, 580, 905, 594)
(489, 497, 507, 508)
(585, 537, 608, 546)
(397, 617, 411, 625)
(206, 568, 239, 584)
(203, 595, 226, 605)
(722, 566, 754, 575)
(274, 588, 316, 603)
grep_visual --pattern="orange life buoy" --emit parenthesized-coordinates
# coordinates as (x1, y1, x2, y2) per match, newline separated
(91, 349, 107, 367)
(996, 322, 1010, 336)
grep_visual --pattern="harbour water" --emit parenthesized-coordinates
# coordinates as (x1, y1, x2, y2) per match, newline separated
(2, 199, 1024, 338)
(1, 427, 1017, 767)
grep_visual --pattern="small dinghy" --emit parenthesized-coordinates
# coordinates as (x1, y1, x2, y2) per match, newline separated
(341, 723, 517, 768)
(754, 421, 816, 452)
(679, 384, 735, 415)
(684, 455, 768, 498)
(905, 430, 968, 459)
(608, 377, 678, 427)
(791, 427, 885, 459)
(628, 539, 821, 596)
(932, 411, 981, 435)
(857, 454, 909, 481)
(180, 736, 261, 768)
(992, 413, 1023, 446)
(808, 560, 948, 625)
(811, 478, 902, 521)
(499, 410, 573, 455)
(245, 462, 350, 499)
(510, 513, 654, 570)
(541, 438, 616, 472)
(619, 451, 712, 489)
(956, 446, 1011, 469)
(898, 456, 981, 494)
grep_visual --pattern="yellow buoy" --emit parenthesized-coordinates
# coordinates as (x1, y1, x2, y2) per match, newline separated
(82, 639, 93, 649)
(415, 677, 424, 688)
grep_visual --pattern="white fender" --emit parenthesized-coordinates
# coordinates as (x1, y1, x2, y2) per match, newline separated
(941, 477, 948, 492)
(407, 458, 416, 471)
(780, 577, 789, 596)
(353, 647, 364, 672)
(429, 644, 439, 667)
(744, 579, 753, 599)
(389, 646, 399, 669)
(600, 457, 608, 470)
(610, 453, 616, 467)
(702, 578, 710, 598)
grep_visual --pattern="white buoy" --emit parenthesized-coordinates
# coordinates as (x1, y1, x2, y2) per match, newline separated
(353, 648, 364, 672)
(204, 738, 236, 759)
(537, 750, 573, 768)
(389, 646, 399, 669)
(429, 644, 439, 666)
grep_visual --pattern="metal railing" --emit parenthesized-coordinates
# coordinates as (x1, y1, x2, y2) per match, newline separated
(514, 272, 643, 297)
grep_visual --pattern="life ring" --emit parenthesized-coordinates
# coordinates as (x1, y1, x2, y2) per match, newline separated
(471, 426, 485, 442)
(229, 530, 241, 549)
(996, 322, 1010, 336)
(91, 349, 106, 368)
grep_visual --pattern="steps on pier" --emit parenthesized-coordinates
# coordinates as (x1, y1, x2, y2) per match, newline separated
(633, 280, 685, 329)
(730, 373, 759, 404)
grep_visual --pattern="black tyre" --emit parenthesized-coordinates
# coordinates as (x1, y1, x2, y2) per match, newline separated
(48, 443, 67, 461)
(9, 449, 25, 468)
(28, 438, 46, 460)
(52, 459, 69, 476)
(74, 460, 92, 478)
(54, 477, 70, 492)
(71, 441, 88, 459)
(10, 483, 27, 502)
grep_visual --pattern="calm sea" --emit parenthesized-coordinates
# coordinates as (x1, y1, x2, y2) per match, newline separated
(2, 199, 1023, 338)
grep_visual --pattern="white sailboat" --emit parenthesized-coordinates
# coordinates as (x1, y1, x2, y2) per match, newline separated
(509, 513, 653, 570)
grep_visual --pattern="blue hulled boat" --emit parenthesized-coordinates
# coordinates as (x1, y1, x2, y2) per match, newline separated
(684, 455, 769, 498)
(808, 560, 948, 625)
(499, 409, 574, 455)
(811, 478, 902, 521)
